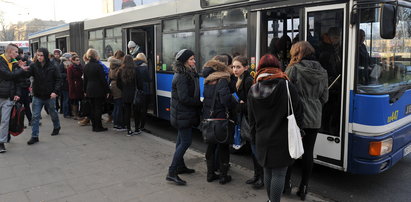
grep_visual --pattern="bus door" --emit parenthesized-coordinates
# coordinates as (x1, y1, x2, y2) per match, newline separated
(304, 4, 347, 168)
(261, 7, 302, 70)
(127, 26, 157, 116)
(56, 37, 67, 53)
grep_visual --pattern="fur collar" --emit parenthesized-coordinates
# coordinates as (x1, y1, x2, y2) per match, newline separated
(203, 60, 232, 84)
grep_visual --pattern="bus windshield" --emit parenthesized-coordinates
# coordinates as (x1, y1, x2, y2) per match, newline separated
(357, 6, 411, 94)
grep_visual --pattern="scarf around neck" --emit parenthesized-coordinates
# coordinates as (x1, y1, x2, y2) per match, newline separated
(254, 67, 289, 83)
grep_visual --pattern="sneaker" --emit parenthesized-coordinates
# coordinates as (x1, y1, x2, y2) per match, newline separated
(27, 137, 39, 145)
(0, 143, 6, 153)
(114, 126, 127, 132)
(51, 127, 60, 136)
(126, 130, 134, 136)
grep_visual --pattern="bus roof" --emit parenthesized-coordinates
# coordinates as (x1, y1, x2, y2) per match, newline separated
(28, 23, 70, 39)
(84, 0, 202, 30)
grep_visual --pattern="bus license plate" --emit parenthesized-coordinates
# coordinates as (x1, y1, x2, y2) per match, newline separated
(404, 144, 411, 157)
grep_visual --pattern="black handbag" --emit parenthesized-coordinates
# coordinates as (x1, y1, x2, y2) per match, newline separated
(133, 88, 145, 105)
(133, 76, 145, 105)
(240, 114, 251, 142)
(201, 81, 235, 144)
(79, 99, 91, 117)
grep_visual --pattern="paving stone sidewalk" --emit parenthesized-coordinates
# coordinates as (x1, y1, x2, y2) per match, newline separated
(0, 114, 329, 202)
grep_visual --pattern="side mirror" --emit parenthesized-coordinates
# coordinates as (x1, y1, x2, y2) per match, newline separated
(380, 4, 397, 39)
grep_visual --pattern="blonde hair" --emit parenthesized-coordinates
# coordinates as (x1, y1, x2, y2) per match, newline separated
(85, 48, 99, 61)
(136, 53, 147, 63)
(288, 41, 315, 68)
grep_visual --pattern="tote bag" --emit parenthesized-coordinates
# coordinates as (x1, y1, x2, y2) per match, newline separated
(286, 80, 304, 159)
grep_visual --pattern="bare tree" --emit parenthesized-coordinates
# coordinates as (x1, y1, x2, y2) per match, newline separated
(0, 10, 15, 41)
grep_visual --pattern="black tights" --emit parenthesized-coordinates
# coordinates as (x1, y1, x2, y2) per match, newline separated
(285, 128, 318, 186)
(206, 143, 230, 174)
(123, 103, 139, 131)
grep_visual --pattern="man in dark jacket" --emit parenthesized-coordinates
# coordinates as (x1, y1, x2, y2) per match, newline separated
(25, 48, 62, 145)
(16, 50, 33, 126)
(51, 49, 62, 68)
(0, 44, 25, 153)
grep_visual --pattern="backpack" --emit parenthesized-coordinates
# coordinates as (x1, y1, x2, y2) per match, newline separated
(9, 102, 25, 136)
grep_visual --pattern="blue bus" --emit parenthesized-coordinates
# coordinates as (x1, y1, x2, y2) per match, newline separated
(29, 0, 411, 174)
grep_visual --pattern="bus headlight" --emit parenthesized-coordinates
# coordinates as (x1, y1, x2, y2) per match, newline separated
(369, 138, 393, 156)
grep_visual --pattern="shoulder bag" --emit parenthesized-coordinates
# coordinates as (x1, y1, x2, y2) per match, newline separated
(286, 80, 304, 159)
(201, 80, 235, 144)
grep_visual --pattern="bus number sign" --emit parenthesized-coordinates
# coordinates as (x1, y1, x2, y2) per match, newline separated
(406, 104, 411, 115)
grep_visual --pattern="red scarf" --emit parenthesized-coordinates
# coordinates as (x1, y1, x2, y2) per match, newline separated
(254, 67, 289, 83)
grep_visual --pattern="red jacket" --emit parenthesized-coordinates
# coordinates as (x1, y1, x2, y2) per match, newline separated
(67, 64, 84, 99)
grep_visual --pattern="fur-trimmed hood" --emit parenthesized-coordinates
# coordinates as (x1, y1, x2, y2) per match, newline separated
(203, 60, 232, 84)
(60, 57, 72, 69)
(108, 57, 122, 69)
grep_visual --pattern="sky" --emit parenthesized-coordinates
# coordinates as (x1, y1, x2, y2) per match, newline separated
(0, 0, 105, 25)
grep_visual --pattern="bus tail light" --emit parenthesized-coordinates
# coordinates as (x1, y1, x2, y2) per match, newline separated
(369, 138, 393, 156)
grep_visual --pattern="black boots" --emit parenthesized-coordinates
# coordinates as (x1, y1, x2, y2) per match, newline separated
(296, 184, 308, 201)
(245, 175, 259, 184)
(93, 127, 108, 132)
(177, 167, 195, 174)
(252, 176, 264, 189)
(219, 163, 232, 184)
(283, 179, 292, 194)
(27, 137, 39, 145)
(245, 175, 264, 189)
(51, 127, 60, 136)
(207, 172, 219, 182)
(166, 170, 186, 185)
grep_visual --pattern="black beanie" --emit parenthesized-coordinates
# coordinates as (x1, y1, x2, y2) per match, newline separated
(175, 49, 194, 63)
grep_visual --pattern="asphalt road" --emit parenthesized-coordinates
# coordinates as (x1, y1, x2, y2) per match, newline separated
(144, 116, 411, 202)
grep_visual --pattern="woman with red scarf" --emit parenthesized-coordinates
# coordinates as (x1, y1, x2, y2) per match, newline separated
(248, 54, 303, 202)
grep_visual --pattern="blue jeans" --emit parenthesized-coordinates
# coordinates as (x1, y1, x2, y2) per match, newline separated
(169, 128, 192, 172)
(61, 91, 70, 116)
(31, 97, 60, 138)
(112, 98, 124, 127)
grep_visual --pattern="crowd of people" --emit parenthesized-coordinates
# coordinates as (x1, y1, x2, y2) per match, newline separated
(166, 41, 329, 202)
(0, 38, 330, 202)
(0, 41, 151, 147)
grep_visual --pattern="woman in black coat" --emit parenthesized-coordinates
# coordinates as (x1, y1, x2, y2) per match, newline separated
(202, 59, 236, 184)
(83, 49, 110, 132)
(232, 56, 264, 189)
(117, 55, 143, 136)
(134, 53, 151, 133)
(166, 49, 202, 186)
(248, 54, 303, 202)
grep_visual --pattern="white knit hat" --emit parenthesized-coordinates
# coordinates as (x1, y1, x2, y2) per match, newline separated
(128, 41, 137, 48)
